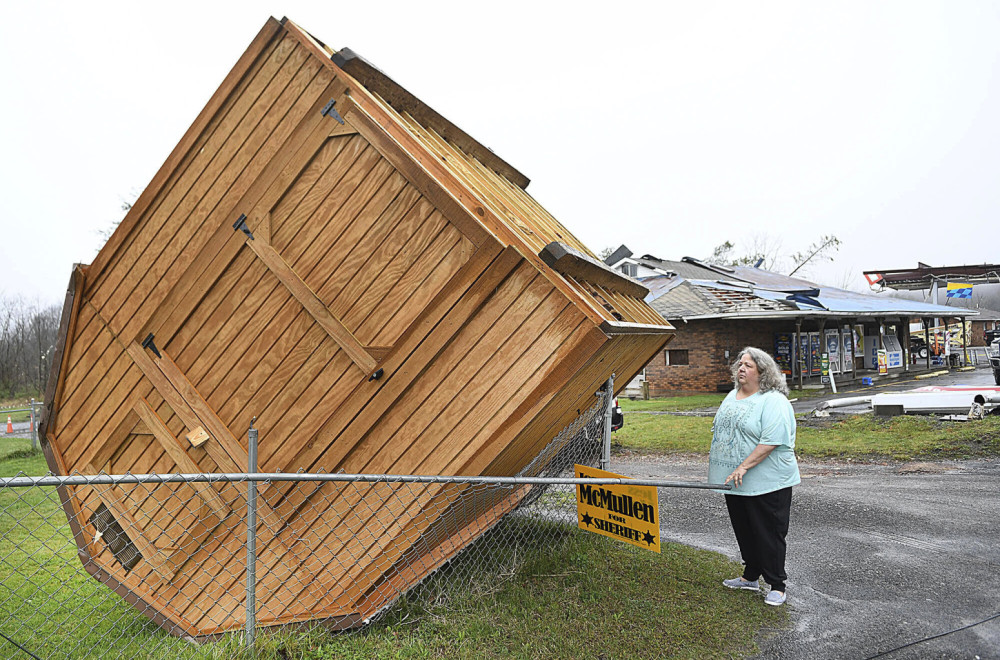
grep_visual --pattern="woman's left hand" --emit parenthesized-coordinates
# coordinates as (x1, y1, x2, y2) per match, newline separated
(724, 466, 747, 488)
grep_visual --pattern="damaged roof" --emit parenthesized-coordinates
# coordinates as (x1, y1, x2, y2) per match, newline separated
(635, 256, 979, 321)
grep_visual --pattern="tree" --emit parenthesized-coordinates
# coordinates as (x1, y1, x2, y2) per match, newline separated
(705, 233, 839, 277)
(788, 235, 841, 277)
(0, 296, 61, 397)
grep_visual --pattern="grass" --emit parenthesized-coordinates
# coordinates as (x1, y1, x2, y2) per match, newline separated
(250, 533, 785, 660)
(0, 451, 786, 659)
(622, 394, 726, 412)
(796, 415, 1000, 460)
(613, 402, 1000, 461)
(620, 389, 825, 413)
(614, 414, 715, 454)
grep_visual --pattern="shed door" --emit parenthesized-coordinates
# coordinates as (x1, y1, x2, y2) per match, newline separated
(130, 85, 484, 475)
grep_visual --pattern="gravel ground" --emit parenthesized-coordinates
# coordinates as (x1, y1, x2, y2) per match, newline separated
(612, 367, 1000, 659)
(613, 452, 1000, 660)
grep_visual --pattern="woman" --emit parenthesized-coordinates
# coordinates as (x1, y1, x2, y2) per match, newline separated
(709, 347, 800, 606)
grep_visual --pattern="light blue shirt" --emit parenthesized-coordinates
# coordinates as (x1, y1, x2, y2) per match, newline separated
(709, 389, 801, 496)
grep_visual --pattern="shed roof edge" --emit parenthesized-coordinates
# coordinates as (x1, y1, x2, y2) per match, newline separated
(326, 47, 530, 190)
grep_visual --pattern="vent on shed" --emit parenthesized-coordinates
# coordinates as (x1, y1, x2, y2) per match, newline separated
(90, 503, 142, 571)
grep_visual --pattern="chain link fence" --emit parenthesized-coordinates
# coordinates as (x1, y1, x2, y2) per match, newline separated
(1, 384, 686, 658)
(0, 399, 41, 448)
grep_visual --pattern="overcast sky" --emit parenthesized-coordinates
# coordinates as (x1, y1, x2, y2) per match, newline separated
(2, 1, 998, 306)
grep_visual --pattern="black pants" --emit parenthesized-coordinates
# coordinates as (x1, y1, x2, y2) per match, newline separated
(725, 487, 792, 592)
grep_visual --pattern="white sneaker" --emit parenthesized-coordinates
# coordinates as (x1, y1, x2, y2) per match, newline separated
(723, 577, 760, 591)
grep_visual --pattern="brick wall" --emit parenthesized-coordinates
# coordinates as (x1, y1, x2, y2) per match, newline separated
(645, 319, 793, 394)
(645, 319, 816, 395)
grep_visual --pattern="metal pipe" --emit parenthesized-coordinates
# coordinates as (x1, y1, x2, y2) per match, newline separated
(813, 396, 873, 411)
(30, 399, 37, 451)
(245, 420, 258, 650)
(924, 318, 931, 370)
(962, 316, 969, 367)
(600, 374, 614, 471)
(796, 319, 804, 390)
(0, 472, 730, 490)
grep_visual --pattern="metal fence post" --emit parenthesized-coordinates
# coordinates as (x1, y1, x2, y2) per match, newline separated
(600, 374, 614, 471)
(245, 419, 258, 651)
(29, 399, 37, 451)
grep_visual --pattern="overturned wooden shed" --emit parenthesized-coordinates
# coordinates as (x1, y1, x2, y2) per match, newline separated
(40, 16, 674, 637)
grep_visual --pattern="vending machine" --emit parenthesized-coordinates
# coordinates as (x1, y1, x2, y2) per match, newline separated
(774, 333, 793, 375)
(809, 332, 822, 376)
(841, 326, 855, 373)
(883, 335, 904, 369)
(824, 329, 841, 373)
(864, 334, 881, 370)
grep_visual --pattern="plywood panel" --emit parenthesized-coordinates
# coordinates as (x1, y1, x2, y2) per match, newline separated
(326, 193, 433, 318)
(269, 135, 357, 248)
(359, 232, 463, 346)
(280, 142, 385, 270)
(387, 295, 575, 476)
(313, 180, 422, 310)
(339, 264, 542, 474)
(284, 246, 519, 477)
(341, 208, 446, 333)
(290, 160, 398, 284)
(166, 248, 263, 363)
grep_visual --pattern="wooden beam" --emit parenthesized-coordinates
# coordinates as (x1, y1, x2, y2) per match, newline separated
(125, 341, 280, 543)
(132, 398, 229, 519)
(40, 264, 87, 444)
(599, 320, 676, 335)
(331, 47, 530, 190)
(126, 343, 243, 473)
(84, 463, 167, 571)
(247, 240, 377, 375)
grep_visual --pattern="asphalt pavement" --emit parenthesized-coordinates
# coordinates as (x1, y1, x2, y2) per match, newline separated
(613, 366, 1000, 660)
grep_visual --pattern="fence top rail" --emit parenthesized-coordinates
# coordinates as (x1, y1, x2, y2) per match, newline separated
(0, 471, 729, 490)
(0, 407, 34, 415)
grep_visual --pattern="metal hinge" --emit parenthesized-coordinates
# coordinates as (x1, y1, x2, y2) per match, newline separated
(141, 333, 162, 359)
(233, 214, 255, 240)
(321, 98, 345, 125)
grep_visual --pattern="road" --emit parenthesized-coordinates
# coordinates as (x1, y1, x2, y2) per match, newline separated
(614, 367, 1000, 660)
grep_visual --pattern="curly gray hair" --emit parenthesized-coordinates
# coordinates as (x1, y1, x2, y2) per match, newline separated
(730, 346, 790, 396)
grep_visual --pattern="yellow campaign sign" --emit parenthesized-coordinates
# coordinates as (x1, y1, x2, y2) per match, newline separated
(575, 464, 660, 553)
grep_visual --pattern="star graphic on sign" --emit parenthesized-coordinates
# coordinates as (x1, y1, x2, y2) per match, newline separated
(642, 530, 655, 546)
(581, 513, 593, 527)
